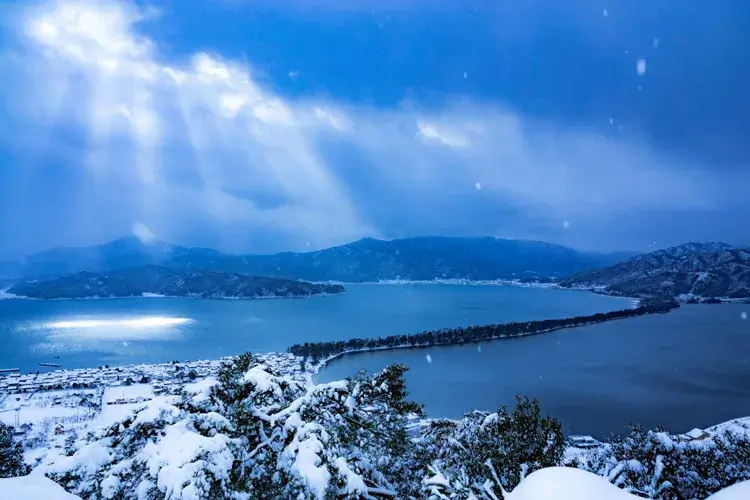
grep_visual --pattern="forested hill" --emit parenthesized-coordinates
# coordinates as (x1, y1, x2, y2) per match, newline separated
(2, 235, 634, 282)
(6, 266, 345, 300)
(560, 242, 750, 300)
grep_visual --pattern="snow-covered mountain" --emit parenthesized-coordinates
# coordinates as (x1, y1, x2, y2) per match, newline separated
(560, 242, 750, 299)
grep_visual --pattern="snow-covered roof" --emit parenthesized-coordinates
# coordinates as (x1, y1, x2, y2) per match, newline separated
(686, 427, 708, 439)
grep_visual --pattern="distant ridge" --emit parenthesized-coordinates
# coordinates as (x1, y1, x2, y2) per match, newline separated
(7, 265, 345, 300)
(0, 236, 635, 283)
(561, 242, 750, 300)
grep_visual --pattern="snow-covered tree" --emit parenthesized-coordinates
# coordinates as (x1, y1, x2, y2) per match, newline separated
(576, 424, 750, 499)
(40, 354, 424, 499)
(421, 395, 565, 498)
(0, 422, 29, 478)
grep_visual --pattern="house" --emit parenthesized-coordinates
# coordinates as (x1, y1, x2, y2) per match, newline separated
(568, 435, 601, 449)
(680, 428, 711, 442)
(54, 424, 65, 435)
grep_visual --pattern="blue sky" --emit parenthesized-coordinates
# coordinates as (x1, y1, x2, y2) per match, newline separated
(0, 0, 748, 258)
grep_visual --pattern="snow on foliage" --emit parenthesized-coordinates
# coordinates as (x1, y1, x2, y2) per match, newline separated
(35, 353, 424, 499)
(572, 424, 750, 499)
(420, 395, 565, 498)
(8, 352, 750, 499)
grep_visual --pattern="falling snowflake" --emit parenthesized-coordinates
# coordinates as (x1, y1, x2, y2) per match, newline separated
(742, 312, 748, 321)
(602, 8, 608, 17)
(123, 342, 129, 347)
(474, 182, 482, 191)
(609, 117, 614, 125)
(636, 59, 647, 76)
(653, 38, 660, 48)
(426, 354, 432, 363)
(477, 345, 482, 353)
(562, 220, 570, 229)
(463, 72, 468, 79)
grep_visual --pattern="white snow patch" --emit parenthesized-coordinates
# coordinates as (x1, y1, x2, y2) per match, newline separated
(333, 457, 367, 495)
(184, 377, 219, 403)
(98, 384, 154, 426)
(143, 420, 235, 498)
(0, 406, 79, 426)
(636, 59, 647, 76)
(43, 439, 114, 477)
(289, 435, 330, 498)
(0, 474, 81, 500)
(707, 480, 750, 499)
(505, 467, 637, 499)
(133, 399, 181, 426)
(243, 365, 279, 395)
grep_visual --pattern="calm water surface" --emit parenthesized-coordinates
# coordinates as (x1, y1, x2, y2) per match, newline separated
(317, 304, 750, 438)
(0, 284, 625, 372)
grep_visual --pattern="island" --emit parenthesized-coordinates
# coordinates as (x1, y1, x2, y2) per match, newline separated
(5, 265, 346, 300)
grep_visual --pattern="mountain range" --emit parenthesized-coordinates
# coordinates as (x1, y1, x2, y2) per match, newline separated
(0, 236, 635, 283)
(561, 242, 750, 300)
(6, 266, 345, 300)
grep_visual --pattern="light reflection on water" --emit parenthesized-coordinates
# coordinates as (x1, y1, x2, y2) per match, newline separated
(45, 316, 193, 329)
(20, 316, 195, 354)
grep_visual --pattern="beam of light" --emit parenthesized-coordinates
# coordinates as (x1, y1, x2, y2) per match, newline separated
(45, 316, 193, 329)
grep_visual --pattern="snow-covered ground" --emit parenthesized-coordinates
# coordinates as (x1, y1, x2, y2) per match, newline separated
(0, 473, 81, 499)
(97, 384, 154, 426)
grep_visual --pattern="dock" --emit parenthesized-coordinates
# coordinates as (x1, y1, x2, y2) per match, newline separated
(0, 368, 20, 373)
(39, 363, 62, 368)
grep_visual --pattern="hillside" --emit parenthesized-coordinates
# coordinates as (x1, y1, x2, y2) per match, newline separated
(163, 236, 633, 282)
(6, 266, 345, 300)
(11, 237, 221, 278)
(560, 242, 750, 299)
(1, 236, 633, 283)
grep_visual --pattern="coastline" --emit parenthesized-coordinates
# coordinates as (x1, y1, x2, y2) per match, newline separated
(300, 303, 676, 373)
(3, 350, 748, 445)
(0, 289, 346, 301)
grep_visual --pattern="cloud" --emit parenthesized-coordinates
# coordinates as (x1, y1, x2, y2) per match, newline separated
(0, 0, 734, 255)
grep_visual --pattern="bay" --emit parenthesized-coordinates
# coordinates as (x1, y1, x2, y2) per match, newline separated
(0, 284, 626, 373)
(317, 303, 750, 438)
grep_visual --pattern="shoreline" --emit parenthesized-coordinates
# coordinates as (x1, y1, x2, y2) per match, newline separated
(300, 302, 677, 373)
(0, 289, 346, 301)
(3, 350, 748, 444)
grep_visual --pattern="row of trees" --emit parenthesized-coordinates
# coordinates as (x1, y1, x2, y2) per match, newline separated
(289, 299, 680, 362)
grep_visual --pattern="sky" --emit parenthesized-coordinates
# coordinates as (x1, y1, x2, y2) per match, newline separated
(0, 0, 748, 258)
